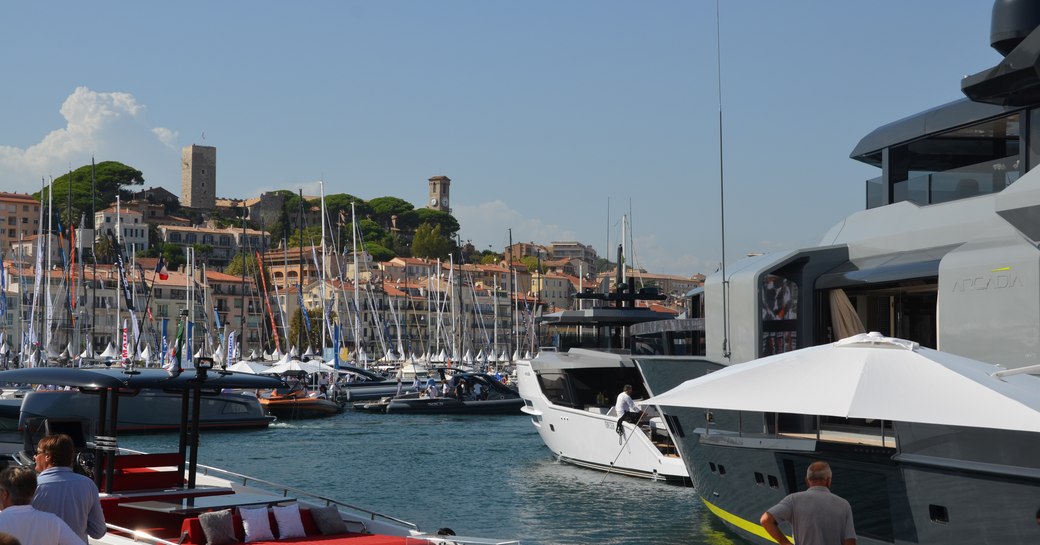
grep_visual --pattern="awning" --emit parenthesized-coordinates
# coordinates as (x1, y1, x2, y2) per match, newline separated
(815, 246, 957, 289)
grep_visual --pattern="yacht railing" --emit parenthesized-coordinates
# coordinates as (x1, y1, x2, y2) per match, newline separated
(194, 462, 420, 531)
(106, 522, 180, 545)
(117, 448, 419, 532)
(866, 155, 1020, 209)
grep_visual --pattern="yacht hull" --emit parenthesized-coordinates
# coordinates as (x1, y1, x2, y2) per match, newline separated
(19, 389, 273, 432)
(517, 352, 709, 485)
(663, 409, 1040, 545)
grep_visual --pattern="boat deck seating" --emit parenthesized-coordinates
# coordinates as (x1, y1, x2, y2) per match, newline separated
(101, 487, 236, 541)
(100, 452, 185, 491)
(180, 507, 429, 545)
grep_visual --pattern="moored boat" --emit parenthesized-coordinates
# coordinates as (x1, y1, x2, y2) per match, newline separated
(18, 387, 273, 433)
(516, 248, 706, 485)
(356, 372, 522, 415)
(634, 1, 1040, 542)
(259, 383, 345, 419)
(0, 364, 514, 545)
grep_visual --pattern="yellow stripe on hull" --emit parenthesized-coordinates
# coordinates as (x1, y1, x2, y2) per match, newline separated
(701, 496, 793, 544)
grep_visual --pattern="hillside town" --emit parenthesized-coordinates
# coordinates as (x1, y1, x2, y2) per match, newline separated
(0, 144, 703, 365)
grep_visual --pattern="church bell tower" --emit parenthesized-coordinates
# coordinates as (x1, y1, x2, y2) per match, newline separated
(427, 176, 450, 213)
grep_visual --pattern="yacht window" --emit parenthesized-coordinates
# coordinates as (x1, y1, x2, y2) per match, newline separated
(760, 274, 799, 356)
(885, 113, 1021, 207)
(767, 475, 779, 489)
(709, 462, 717, 473)
(754, 472, 765, 485)
(928, 505, 949, 524)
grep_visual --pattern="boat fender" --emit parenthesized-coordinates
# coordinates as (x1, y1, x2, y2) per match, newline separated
(436, 527, 456, 536)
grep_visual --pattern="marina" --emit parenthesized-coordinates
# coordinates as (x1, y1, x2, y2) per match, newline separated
(119, 410, 723, 545)
(4, 2, 1040, 545)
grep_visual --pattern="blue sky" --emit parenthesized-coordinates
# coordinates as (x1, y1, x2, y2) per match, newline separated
(0, 2, 999, 276)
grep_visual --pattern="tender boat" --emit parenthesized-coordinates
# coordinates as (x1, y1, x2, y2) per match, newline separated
(259, 383, 345, 419)
(0, 363, 512, 545)
(336, 364, 408, 402)
(634, 2, 1040, 542)
(516, 251, 708, 485)
(356, 373, 523, 415)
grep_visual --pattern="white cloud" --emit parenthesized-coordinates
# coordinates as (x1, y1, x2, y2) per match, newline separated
(0, 87, 178, 191)
(454, 200, 578, 252)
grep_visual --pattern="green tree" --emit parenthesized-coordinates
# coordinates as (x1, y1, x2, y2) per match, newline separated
(411, 223, 453, 260)
(411, 208, 460, 238)
(34, 161, 145, 227)
(288, 308, 329, 352)
(365, 242, 395, 262)
(287, 226, 322, 248)
(521, 256, 545, 273)
(356, 218, 386, 245)
(480, 252, 501, 265)
(226, 252, 270, 287)
(93, 236, 115, 264)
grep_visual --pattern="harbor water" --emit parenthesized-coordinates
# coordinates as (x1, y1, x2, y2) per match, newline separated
(119, 411, 739, 545)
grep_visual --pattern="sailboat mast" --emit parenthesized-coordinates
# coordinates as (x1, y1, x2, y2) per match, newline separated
(297, 189, 305, 354)
(350, 202, 360, 365)
(319, 181, 327, 357)
(507, 228, 514, 362)
(46, 178, 53, 352)
(90, 159, 97, 353)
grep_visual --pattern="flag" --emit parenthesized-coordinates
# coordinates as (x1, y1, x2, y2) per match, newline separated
(227, 330, 236, 366)
(297, 284, 312, 334)
(186, 322, 194, 365)
(0, 257, 6, 320)
(159, 318, 168, 367)
(333, 323, 340, 370)
(155, 256, 169, 281)
(165, 319, 184, 375)
(120, 319, 129, 362)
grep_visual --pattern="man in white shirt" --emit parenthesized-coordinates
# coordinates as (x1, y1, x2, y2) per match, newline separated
(0, 467, 85, 545)
(614, 384, 643, 434)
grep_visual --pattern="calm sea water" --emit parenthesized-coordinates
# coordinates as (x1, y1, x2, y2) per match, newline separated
(119, 411, 740, 545)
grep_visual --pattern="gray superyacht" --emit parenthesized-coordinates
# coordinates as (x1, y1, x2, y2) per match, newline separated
(635, 2, 1040, 544)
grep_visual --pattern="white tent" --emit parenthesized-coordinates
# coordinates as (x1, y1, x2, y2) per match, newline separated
(263, 359, 324, 375)
(498, 350, 510, 363)
(227, 360, 269, 374)
(248, 349, 260, 361)
(645, 332, 1040, 433)
(99, 342, 119, 359)
(77, 345, 93, 359)
(462, 350, 473, 364)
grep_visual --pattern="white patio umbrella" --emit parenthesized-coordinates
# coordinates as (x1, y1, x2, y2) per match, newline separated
(645, 332, 1040, 433)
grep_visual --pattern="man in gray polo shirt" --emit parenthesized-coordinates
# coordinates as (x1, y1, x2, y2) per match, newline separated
(760, 461, 857, 545)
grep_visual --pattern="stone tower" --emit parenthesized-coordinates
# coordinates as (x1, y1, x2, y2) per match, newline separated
(181, 144, 216, 209)
(427, 175, 450, 212)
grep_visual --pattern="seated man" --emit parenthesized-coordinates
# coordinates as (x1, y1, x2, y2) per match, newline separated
(0, 467, 84, 545)
(615, 384, 642, 434)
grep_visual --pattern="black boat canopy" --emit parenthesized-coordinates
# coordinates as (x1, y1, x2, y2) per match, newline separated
(849, 99, 1011, 165)
(0, 367, 283, 392)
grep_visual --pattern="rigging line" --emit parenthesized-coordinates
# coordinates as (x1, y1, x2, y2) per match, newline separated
(600, 408, 647, 484)
(715, 0, 731, 360)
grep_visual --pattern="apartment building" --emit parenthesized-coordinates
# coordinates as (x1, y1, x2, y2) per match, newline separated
(0, 193, 41, 252)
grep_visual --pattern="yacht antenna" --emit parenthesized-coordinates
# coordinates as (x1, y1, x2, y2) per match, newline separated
(715, 0, 731, 361)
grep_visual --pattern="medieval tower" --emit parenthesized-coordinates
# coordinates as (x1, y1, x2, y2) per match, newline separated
(181, 144, 216, 209)
(427, 175, 450, 213)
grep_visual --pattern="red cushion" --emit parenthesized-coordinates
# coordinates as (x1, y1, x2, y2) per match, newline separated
(300, 508, 319, 536)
